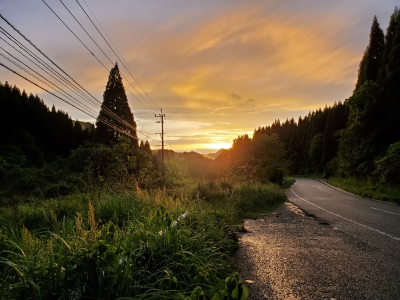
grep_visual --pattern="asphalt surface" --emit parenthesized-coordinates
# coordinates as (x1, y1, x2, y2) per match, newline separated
(236, 179, 400, 299)
(288, 178, 400, 257)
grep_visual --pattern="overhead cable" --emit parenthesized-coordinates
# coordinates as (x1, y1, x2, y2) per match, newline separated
(70, 0, 160, 113)
(43, 0, 158, 114)
(77, 0, 161, 111)
(0, 20, 139, 133)
(0, 13, 159, 143)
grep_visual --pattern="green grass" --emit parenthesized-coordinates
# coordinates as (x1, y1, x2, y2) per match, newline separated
(0, 179, 284, 299)
(190, 179, 286, 220)
(294, 174, 400, 205)
(321, 176, 400, 205)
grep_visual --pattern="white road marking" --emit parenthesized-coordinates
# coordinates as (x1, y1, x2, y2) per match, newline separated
(370, 207, 400, 216)
(291, 188, 400, 241)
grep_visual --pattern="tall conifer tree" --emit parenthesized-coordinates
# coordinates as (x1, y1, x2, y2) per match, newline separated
(355, 16, 385, 91)
(379, 10, 400, 146)
(95, 63, 138, 147)
(378, 7, 400, 84)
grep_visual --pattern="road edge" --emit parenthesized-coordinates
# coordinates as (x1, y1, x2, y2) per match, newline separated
(315, 179, 397, 206)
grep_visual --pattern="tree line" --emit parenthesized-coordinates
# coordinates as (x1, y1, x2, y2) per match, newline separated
(0, 81, 94, 167)
(217, 8, 400, 185)
(0, 63, 158, 198)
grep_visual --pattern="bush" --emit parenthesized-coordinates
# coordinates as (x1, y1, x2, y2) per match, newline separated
(374, 142, 400, 184)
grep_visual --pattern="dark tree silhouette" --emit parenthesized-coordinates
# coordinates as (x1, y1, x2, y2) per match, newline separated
(0, 82, 93, 164)
(378, 7, 400, 84)
(355, 16, 385, 91)
(95, 63, 138, 147)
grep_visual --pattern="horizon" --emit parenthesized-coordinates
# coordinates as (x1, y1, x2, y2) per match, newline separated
(1, 1, 398, 152)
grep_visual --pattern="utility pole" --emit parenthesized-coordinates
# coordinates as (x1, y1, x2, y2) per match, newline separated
(155, 109, 165, 176)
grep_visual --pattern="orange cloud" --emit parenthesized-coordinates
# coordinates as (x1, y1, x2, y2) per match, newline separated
(3, 1, 380, 151)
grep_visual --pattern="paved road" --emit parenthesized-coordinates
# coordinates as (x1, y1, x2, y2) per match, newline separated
(287, 178, 400, 257)
(237, 201, 400, 299)
(237, 180, 400, 299)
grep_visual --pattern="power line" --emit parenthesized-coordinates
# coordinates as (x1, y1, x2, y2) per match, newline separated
(155, 109, 165, 176)
(1, 62, 97, 119)
(0, 63, 156, 141)
(0, 26, 87, 100)
(41, 0, 109, 71)
(42, 0, 158, 114)
(0, 19, 141, 134)
(0, 12, 160, 143)
(0, 48, 98, 116)
(59, 0, 114, 66)
(77, 0, 162, 111)
(0, 51, 142, 137)
(0, 29, 138, 134)
(0, 30, 95, 107)
(0, 13, 104, 109)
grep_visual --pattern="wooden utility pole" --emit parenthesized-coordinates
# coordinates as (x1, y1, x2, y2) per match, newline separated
(155, 109, 165, 176)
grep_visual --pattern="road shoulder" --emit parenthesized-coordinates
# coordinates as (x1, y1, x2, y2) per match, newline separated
(236, 202, 400, 299)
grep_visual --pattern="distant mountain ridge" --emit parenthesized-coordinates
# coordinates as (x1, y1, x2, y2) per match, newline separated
(202, 149, 225, 160)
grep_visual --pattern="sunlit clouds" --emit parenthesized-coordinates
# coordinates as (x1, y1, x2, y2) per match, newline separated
(0, 1, 397, 153)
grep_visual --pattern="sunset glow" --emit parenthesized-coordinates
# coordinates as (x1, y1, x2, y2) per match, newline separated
(0, 0, 397, 152)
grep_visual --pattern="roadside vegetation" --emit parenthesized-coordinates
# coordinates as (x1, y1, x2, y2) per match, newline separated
(2, 8, 399, 299)
(232, 9, 400, 203)
(0, 123, 288, 299)
(1, 64, 288, 299)
(320, 176, 400, 204)
(0, 167, 285, 299)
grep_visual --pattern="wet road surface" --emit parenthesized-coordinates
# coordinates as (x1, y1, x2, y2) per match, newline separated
(236, 179, 400, 299)
(288, 178, 400, 257)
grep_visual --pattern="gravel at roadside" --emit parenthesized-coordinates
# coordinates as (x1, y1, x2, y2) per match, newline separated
(236, 202, 400, 300)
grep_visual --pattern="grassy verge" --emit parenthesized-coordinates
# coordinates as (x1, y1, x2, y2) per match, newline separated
(282, 177, 295, 189)
(0, 179, 285, 299)
(293, 174, 400, 205)
(321, 176, 400, 204)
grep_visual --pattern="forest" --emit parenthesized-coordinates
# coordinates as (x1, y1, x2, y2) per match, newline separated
(214, 8, 400, 200)
(0, 7, 399, 300)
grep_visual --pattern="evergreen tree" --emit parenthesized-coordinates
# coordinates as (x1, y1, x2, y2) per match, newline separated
(95, 63, 138, 147)
(379, 10, 400, 146)
(355, 16, 385, 91)
(143, 141, 152, 156)
(337, 81, 380, 176)
(378, 7, 400, 84)
(321, 102, 348, 169)
(0, 81, 90, 164)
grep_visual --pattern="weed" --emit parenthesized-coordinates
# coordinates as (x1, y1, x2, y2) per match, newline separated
(0, 178, 284, 299)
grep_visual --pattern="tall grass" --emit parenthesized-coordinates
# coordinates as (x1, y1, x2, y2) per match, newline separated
(191, 179, 286, 220)
(0, 179, 284, 299)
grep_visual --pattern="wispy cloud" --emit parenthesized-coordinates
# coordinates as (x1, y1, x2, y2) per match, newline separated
(1, 0, 398, 151)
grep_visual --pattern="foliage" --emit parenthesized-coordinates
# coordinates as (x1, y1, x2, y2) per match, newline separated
(308, 133, 323, 172)
(158, 150, 216, 180)
(0, 137, 156, 199)
(95, 63, 138, 147)
(192, 179, 286, 220)
(0, 81, 94, 163)
(215, 134, 288, 184)
(322, 176, 400, 205)
(243, 10, 399, 188)
(354, 16, 385, 91)
(0, 175, 280, 299)
(373, 141, 400, 184)
(337, 81, 380, 177)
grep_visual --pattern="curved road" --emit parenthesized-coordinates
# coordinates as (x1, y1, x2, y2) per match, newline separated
(237, 178, 400, 299)
(287, 178, 400, 257)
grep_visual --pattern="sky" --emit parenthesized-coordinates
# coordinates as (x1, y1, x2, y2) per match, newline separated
(0, 0, 398, 153)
